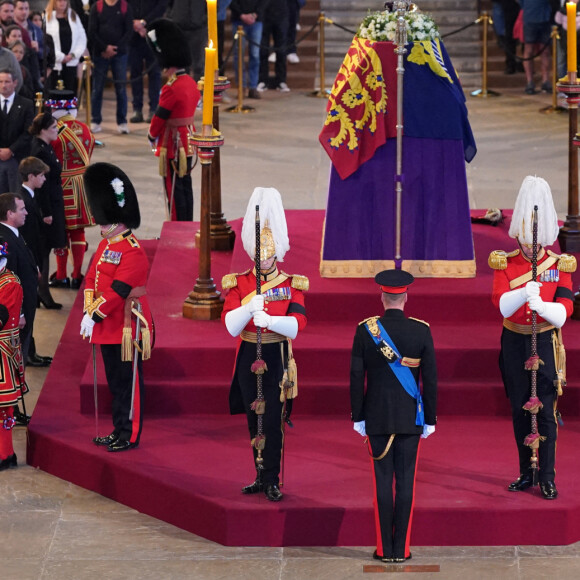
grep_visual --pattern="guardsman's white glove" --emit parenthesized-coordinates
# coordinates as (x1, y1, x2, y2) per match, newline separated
(528, 296, 567, 328)
(253, 312, 298, 339)
(499, 281, 540, 317)
(421, 424, 436, 439)
(353, 421, 366, 437)
(80, 314, 95, 339)
(225, 295, 265, 337)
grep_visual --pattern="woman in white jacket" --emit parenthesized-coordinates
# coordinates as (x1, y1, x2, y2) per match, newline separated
(45, 0, 87, 95)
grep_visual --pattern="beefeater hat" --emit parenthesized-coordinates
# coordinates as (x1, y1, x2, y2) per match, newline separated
(241, 187, 290, 262)
(146, 18, 192, 69)
(83, 163, 141, 229)
(509, 176, 559, 247)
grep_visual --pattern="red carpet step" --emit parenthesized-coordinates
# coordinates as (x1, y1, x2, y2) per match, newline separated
(27, 212, 580, 546)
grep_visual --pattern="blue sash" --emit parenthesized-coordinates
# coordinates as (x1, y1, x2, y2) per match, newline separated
(364, 319, 425, 427)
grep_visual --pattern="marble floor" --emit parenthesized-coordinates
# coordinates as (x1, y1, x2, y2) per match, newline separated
(3, 80, 580, 579)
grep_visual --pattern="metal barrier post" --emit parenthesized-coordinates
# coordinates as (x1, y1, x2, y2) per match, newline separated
(540, 26, 566, 114)
(310, 12, 330, 98)
(226, 26, 255, 113)
(471, 11, 500, 98)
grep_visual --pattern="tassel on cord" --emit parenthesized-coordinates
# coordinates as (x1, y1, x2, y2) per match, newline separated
(141, 328, 151, 360)
(251, 359, 268, 374)
(524, 432, 546, 449)
(522, 397, 543, 413)
(178, 146, 187, 177)
(253, 434, 266, 450)
(251, 399, 266, 414)
(158, 148, 167, 177)
(121, 327, 133, 361)
(524, 355, 543, 371)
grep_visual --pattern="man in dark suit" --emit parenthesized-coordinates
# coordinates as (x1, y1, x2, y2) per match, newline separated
(0, 192, 40, 366)
(350, 269, 437, 564)
(0, 69, 34, 193)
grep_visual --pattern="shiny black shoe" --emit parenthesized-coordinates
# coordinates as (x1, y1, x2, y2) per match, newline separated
(264, 483, 283, 502)
(13, 410, 30, 426)
(241, 478, 263, 494)
(107, 439, 138, 452)
(26, 353, 51, 367)
(539, 481, 558, 500)
(508, 473, 534, 492)
(93, 433, 119, 447)
(70, 275, 84, 290)
(0, 453, 17, 471)
(393, 553, 412, 563)
(372, 550, 392, 563)
(38, 295, 63, 309)
(49, 273, 71, 288)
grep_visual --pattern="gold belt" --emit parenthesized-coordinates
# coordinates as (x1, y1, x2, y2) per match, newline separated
(241, 330, 286, 344)
(503, 319, 555, 335)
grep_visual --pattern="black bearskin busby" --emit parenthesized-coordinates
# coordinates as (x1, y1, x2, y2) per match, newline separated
(146, 18, 192, 70)
(83, 163, 141, 229)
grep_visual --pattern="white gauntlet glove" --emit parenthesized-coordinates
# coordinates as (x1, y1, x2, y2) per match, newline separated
(499, 281, 540, 317)
(421, 424, 435, 439)
(80, 313, 95, 339)
(225, 295, 265, 337)
(253, 312, 298, 339)
(353, 421, 366, 437)
(528, 297, 566, 328)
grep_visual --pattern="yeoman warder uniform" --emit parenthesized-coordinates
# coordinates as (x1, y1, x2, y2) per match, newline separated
(222, 187, 308, 502)
(80, 163, 153, 452)
(350, 270, 437, 563)
(490, 176, 575, 500)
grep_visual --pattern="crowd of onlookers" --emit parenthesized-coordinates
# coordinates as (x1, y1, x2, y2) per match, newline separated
(493, 1, 580, 94)
(0, 0, 304, 134)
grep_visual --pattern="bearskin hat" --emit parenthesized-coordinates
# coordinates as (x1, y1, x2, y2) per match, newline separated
(146, 19, 192, 70)
(83, 163, 141, 229)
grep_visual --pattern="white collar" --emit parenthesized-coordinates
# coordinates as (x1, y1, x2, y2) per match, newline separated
(0, 222, 19, 236)
(22, 184, 35, 198)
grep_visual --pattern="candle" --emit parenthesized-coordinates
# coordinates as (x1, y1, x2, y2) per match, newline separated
(202, 42, 216, 128)
(567, 2, 577, 74)
(207, 0, 218, 66)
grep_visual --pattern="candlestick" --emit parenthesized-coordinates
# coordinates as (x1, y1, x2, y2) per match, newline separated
(207, 0, 218, 64)
(202, 43, 216, 127)
(567, 2, 577, 75)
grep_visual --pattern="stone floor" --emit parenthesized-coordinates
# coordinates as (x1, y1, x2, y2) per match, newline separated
(3, 78, 580, 579)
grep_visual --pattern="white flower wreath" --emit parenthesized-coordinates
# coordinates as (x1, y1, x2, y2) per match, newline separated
(357, 10, 439, 43)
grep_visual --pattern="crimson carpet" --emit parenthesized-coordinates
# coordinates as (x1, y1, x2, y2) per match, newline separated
(27, 211, 580, 546)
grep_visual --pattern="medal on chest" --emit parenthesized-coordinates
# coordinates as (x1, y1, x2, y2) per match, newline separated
(102, 249, 122, 265)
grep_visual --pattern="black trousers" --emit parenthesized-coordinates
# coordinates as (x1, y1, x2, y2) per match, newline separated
(369, 433, 420, 560)
(101, 344, 144, 444)
(166, 156, 193, 221)
(236, 341, 285, 486)
(499, 328, 558, 481)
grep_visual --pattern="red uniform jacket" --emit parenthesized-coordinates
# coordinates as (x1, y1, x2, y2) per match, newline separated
(221, 268, 308, 334)
(148, 71, 200, 165)
(491, 249, 575, 324)
(52, 115, 95, 229)
(84, 231, 153, 344)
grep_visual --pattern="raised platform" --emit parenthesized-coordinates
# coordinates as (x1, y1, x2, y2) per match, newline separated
(26, 211, 580, 546)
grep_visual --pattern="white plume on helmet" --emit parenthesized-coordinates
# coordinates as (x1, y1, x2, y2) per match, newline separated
(509, 176, 560, 247)
(241, 187, 290, 262)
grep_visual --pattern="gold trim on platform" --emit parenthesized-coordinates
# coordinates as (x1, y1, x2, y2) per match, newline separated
(319, 259, 476, 278)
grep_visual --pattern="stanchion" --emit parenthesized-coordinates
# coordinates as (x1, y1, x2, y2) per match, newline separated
(183, 128, 225, 320)
(34, 91, 43, 114)
(196, 74, 235, 251)
(83, 56, 93, 126)
(471, 11, 500, 98)
(540, 26, 566, 114)
(226, 26, 255, 114)
(309, 12, 330, 98)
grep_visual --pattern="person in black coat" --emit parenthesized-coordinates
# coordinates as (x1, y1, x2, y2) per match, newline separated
(0, 68, 33, 192)
(350, 269, 437, 564)
(28, 112, 67, 294)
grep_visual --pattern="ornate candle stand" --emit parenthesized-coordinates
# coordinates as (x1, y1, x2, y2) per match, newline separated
(556, 77, 580, 253)
(196, 75, 236, 251)
(557, 76, 580, 319)
(183, 130, 225, 320)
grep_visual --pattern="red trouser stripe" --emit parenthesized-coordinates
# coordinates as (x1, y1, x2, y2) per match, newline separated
(404, 440, 421, 558)
(368, 438, 384, 557)
(129, 364, 141, 444)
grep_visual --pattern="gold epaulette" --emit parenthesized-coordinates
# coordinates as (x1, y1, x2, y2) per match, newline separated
(221, 269, 251, 290)
(286, 273, 309, 291)
(409, 317, 430, 327)
(358, 315, 379, 326)
(488, 249, 519, 270)
(548, 250, 577, 273)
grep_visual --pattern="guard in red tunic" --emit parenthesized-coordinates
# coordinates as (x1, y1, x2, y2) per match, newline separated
(146, 19, 200, 222)
(0, 242, 27, 471)
(46, 89, 95, 289)
(80, 163, 153, 452)
(222, 188, 308, 502)
(490, 176, 576, 500)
